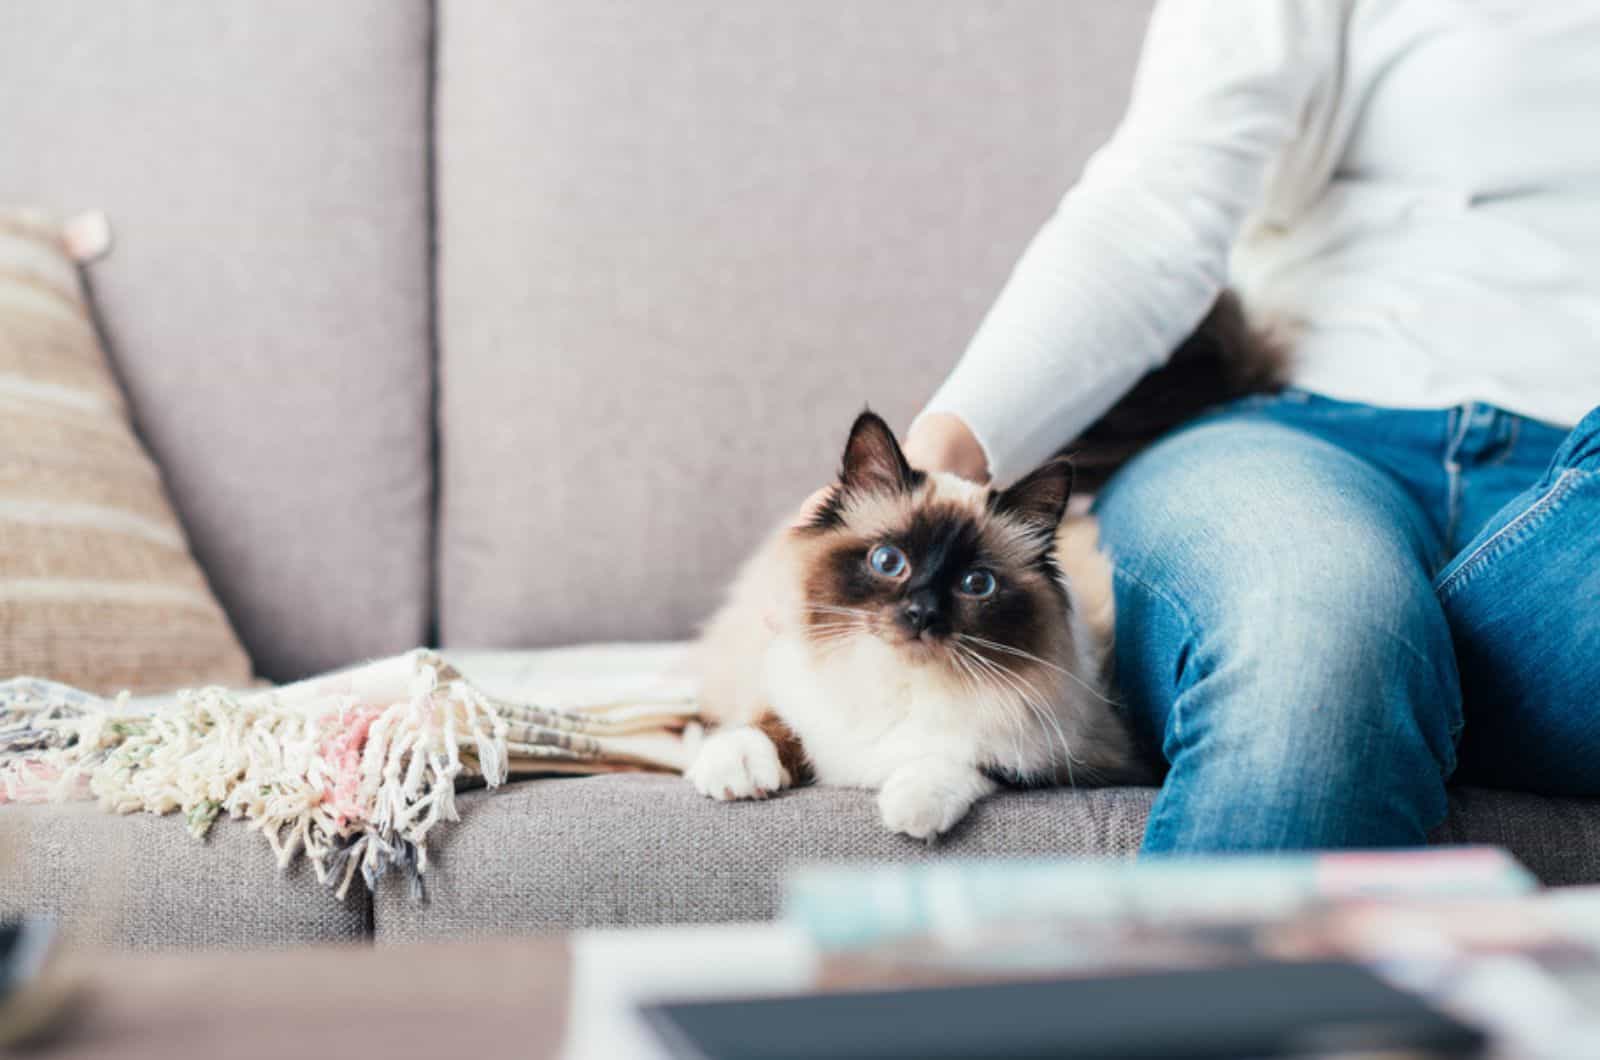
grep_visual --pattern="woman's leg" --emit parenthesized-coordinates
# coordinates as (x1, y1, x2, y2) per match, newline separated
(1094, 414, 1461, 852)
(1437, 405, 1600, 795)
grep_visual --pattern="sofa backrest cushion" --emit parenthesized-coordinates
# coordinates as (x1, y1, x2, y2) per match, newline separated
(436, 0, 1152, 648)
(0, 1, 433, 680)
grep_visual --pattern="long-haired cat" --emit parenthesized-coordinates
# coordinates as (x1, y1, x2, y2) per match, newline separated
(688, 293, 1277, 839)
(689, 410, 1154, 839)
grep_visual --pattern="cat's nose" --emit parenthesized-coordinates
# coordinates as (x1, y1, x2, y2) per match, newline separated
(899, 592, 942, 634)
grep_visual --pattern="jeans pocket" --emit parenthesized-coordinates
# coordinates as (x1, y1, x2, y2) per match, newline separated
(1435, 468, 1591, 601)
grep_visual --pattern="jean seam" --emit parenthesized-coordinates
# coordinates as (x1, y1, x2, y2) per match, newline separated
(1109, 561, 1201, 750)
(1435, 468, 1586, 601)
(1114, 562, 1201, 851)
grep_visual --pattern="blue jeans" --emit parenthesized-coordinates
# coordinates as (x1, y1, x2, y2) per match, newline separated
(1093, 390, 1600, 852)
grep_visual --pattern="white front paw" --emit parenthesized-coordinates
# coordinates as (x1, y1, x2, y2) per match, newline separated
(877, 767, 988, 841)
(686, 726, 790, 802)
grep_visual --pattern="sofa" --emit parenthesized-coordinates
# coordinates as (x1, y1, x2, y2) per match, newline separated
(4, 1, 1598, 951)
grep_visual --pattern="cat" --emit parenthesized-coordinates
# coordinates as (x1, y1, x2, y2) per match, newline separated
(687, 292, 1279, 839)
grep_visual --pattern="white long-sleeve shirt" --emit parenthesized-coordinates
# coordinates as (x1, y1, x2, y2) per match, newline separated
(916, 1, 1600, 486)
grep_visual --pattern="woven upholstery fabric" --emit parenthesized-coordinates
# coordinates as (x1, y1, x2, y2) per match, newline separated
(435, 0, 1155, 649)
(371, 776, 1600, 942)
(1431, 787, 1600, 886)
(0, 802, 368, 950)
(0, 1, 433, 681)
(371, 776, 1155, 942)
(7, 779, 1595, 949)
(0, 210, 252, 693)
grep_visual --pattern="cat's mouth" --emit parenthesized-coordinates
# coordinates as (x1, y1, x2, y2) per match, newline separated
(883, 625, 949, 661)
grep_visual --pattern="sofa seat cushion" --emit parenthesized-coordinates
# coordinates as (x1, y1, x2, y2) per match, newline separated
(370, 774, 1600, 943)
(0, 801, 369, 950)
(370, 776, 1150, 943)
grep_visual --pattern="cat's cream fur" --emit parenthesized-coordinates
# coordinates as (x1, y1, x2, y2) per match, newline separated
(688, 415, 1148, 840)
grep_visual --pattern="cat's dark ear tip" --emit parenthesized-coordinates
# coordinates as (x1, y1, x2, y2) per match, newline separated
(990, 454, 1075, 527)
(847, 407, 893, 437)
(1042, 454, 1076, 494)
(839, 407, 915, 494)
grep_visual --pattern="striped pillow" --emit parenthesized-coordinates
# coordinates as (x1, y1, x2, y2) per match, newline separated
(1, 209, 252, 693)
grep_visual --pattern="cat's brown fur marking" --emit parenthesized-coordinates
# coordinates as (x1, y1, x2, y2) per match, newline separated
(754, 711, 812, 786)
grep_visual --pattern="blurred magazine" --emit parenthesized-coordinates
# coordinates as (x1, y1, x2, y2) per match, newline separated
(785, 848, 1536, 951)
(783, 849, 1600, 1058)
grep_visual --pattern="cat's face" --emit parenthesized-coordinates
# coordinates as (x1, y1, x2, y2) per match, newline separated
(794, 412, 1075, 673)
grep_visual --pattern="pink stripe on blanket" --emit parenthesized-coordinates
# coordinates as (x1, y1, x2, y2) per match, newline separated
(0, 760, 73, 804)
(318, 705, 386, 828)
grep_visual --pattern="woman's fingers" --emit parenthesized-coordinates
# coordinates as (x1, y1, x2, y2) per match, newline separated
(904, 411, 990, 483)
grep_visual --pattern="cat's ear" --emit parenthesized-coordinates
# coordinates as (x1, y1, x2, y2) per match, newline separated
(991, 457, 1074, 534)
(839, 410, 918, 494)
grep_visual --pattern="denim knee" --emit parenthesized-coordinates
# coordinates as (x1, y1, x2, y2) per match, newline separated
(1096, 418, 1461, 778)
(1208, 565, 1460, 776)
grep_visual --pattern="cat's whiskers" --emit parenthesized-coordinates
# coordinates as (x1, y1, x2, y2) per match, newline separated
(803, 617, 866, 635)
(957, 632, 1126, 711)
(804, 623, 864, 653)
(962, 646, 1032, 779)
(952, 642, 1049, 781)
(946, 644, 1028, 778)
(804, 603, 876, 620)
(957, 642, 1080, 786)
(948, 648, 984, 699)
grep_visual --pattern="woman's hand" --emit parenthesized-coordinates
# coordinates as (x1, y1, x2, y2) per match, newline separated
(903, 411, 990, 484)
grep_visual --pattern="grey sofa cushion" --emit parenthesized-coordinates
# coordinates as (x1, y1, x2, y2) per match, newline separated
(370, 776, 1600, 943)
(0, 1, 434, 681)
(435, 0, 1154, 649)
(0, 802, 369, 950)
(7, 779, 1594, 950)
(1430, 787, 1600, 887)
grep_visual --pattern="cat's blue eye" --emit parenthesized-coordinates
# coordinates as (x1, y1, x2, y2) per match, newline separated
(958, 568, 997, 598)
(868, 544, 908, 577)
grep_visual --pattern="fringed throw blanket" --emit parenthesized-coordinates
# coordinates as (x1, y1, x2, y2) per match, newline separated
(0, 649, 699, 899)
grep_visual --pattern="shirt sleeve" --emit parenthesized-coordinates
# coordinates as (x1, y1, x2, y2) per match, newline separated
(912, 1, 1341, 485)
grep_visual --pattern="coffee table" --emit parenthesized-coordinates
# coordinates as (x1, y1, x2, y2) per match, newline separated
(27, 922, 817, 1059)
(27, 912, 1563, 1058)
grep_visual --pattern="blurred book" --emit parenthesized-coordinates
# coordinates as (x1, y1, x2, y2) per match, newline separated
(781, 849, 1600, 1059)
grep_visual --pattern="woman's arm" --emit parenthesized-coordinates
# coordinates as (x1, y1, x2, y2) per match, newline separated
(910, 1, 1344, 485)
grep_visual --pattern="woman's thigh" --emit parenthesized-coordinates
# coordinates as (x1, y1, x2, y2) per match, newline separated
(1437, 405, 1600, 795)
(1093, 413, 1461, 848)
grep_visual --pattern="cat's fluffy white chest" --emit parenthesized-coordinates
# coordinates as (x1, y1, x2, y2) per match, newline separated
(762, 631, 991, 788)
